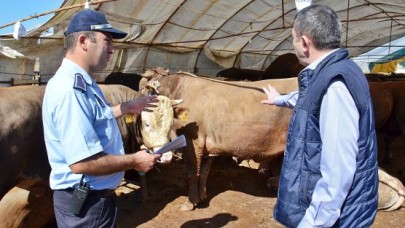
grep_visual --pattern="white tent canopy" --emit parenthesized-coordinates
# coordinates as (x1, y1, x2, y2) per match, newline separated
(0, 0, 404, 83)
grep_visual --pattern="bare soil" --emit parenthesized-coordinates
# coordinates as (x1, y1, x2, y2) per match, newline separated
(114, 136, 405, 228)
(36, 137, 404, 227)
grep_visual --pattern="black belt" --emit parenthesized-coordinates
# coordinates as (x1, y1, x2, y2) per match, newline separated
(61, 188, 115, 198)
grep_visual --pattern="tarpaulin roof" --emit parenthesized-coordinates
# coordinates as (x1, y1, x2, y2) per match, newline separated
(0, 0, 405, 82)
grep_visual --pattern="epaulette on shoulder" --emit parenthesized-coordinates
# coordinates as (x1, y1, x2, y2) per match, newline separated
(73, 73, 87, 93)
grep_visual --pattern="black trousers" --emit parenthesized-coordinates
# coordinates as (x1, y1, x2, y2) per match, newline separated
(53, 189, 117, 228)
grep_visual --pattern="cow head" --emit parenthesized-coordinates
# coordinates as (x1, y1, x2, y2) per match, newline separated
(139, 67, 169, 95)
(141, 95, 174, 162)
(125, 95, 183, 163)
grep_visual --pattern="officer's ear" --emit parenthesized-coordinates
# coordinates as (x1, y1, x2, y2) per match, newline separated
(78, 34, 88, 50)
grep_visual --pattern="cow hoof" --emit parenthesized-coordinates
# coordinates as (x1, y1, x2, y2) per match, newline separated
(179, 201, 195, 211)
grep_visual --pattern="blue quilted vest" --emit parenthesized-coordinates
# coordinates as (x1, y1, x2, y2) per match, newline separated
(273, 49, 378, 227)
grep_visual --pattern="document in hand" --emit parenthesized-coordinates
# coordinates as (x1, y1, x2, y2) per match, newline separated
(153, 135, 187, 154)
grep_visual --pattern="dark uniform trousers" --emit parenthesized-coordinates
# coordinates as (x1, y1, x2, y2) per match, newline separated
(53, 189, 117, 228)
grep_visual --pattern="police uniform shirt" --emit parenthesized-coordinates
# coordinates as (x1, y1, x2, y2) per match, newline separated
(42, 58, 124, 190)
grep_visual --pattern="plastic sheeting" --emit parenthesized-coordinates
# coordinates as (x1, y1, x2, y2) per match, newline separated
(0, 0, 404, 82)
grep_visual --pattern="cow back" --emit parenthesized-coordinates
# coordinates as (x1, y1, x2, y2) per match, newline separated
(142, 73, 298, 161)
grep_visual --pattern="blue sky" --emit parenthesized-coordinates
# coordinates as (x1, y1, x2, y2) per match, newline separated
(0, 0, 63, 34)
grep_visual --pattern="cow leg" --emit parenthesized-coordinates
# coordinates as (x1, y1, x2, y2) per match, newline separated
(260, 155, 284, 192)
(180, 168, 199, 211)
(198, 156, 213, 203)
(180, 146, 202, 211)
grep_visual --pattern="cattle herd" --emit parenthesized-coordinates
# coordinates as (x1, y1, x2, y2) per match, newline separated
(0, 63, 404, 226)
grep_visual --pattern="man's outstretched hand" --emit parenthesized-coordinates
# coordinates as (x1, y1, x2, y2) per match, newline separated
(261, 84, 280, 105)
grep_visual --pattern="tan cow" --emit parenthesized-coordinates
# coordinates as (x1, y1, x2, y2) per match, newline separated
(140, 68, 297, 211)
(0, 84, 175, 226)
(140, 68, 405, 212)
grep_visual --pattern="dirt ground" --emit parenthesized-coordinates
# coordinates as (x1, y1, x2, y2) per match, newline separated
(114, 137, 405, 228)
(30, 136, 403, 227)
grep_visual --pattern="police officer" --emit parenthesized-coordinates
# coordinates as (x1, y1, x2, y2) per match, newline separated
(42, 9, 161, 227)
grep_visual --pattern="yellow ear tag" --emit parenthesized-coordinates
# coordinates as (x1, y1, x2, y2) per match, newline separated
(179, 112, 189, 122)
(125, 114, 135, 124)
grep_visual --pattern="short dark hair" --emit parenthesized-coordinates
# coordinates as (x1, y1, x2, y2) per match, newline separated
(294, 4, 342, 50)
(64, 31, 96, 50)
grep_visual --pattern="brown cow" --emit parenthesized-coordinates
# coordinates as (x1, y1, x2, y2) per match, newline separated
(140, 68, 297, 211)
(0, 86, 47, 200)
(103, 72, 142, 91)
(0, 84, 175, 226)
(216, 67, 265, 81)
(215, 53, 304, 81)
(368, 81, 405, 166)
(263, 53, 304, 79)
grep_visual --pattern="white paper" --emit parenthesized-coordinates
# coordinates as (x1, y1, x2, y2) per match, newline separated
(153, 135, 187, 154)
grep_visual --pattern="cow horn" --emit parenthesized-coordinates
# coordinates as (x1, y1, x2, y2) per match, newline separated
(141, 69, 155, 79)
(171, 99, 183, 106)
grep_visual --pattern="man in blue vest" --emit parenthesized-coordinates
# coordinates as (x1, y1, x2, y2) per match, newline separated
(42, 9, 161, 227)
(261, 4, 378, 227)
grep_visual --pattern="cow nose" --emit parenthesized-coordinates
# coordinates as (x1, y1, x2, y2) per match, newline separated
(157, 152, 173, 163)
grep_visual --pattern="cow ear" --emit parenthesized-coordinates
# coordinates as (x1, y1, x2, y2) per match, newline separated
(174, 107, 189, 122)
(171, 99, 183, 106)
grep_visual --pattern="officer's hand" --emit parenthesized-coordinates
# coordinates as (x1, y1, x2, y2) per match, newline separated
(132, 150, 161, 172)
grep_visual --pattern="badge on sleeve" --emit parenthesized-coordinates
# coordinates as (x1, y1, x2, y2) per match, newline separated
(73, 73, 87, 93)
